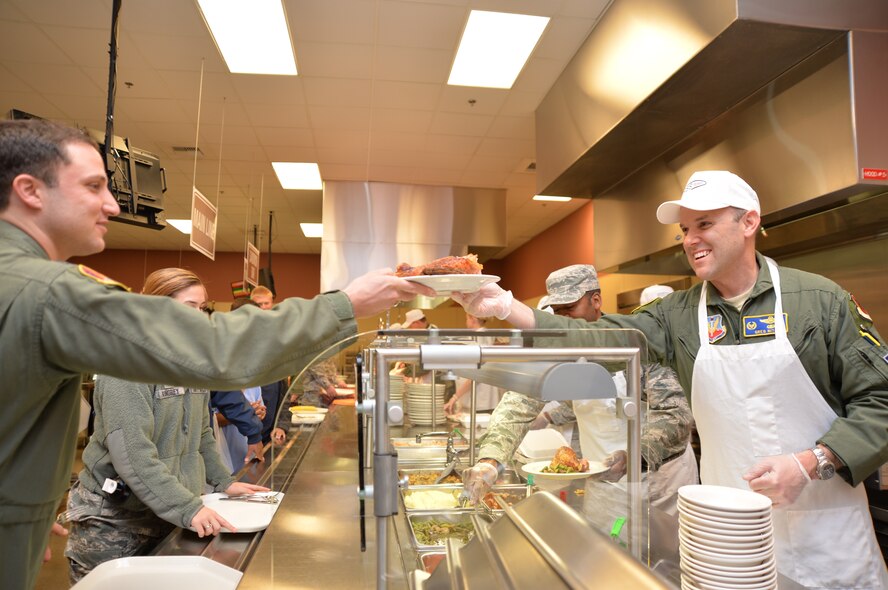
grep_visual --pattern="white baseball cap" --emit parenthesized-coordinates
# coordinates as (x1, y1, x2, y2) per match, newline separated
(656, 171, 760, 224)
(640, 284, 673, 305)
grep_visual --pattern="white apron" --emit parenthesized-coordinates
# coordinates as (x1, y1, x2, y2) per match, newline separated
(691, 258, 887, 589)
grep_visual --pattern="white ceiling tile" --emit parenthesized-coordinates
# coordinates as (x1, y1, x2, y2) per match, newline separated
(158, 70, 236, 102)
(436, 85, 507, 115)
(315, 129, 369, 150)
(367, 165, 417, 183)
(128, 32, 225, 73)
(295, 42, 374, 79)
(459, 169, 508, 187)
(4, 62, 103, 96)
(372, 80, 441, 110)
(0, 1, 26, 20)
(377, 1, 467, 50)
(246, 103, 311, 128)
(499, 89, 546, 116)
(120, 0, 206, 36)
(11, 0, 110, 27)
(487, 115, 535, 140)
(476, 137, 534, 158)
(41, 25, 111, 68)
(231, 76, 305, 105)
(424, 134, 481, 154)
(371, 108, 433, 133)
(255, 126, 316, 148)
(367, 131, 426, 152)
(374, 45, 452, 83)
(0, 64, 33, 92)
(302, 77, 372, 107)
(263, 145, 320, 162)
(511, 56, 564, 94)
(559, 0, 612, 19)
(416, 168, 463, 185)
(285, 0, 377, 44)
(428, 112, 493, 136)
(317, 146, 371, 165)
(419, 151, 473, 170)
(184, 100, 252, 128)
(122, 97, 191, 123)
(319, 163, 369, 181)
(43, 93, 109, 125)
(471, 0, 561, 17)
(308, 105, 371, 131)
(465, 153, 522, 172)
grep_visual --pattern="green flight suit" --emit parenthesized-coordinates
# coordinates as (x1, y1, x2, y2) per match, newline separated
(0, 220, 357, 588)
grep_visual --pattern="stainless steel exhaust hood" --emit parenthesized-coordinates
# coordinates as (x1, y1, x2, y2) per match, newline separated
(320, 181, 506, 293)
(533, 0, 888, 272)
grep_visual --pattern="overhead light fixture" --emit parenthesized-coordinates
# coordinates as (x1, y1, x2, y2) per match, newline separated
(448, 10, 549, 89)
(196, 0, 297, 75)
(272, 162, 322, 189)
(300, 223, 323, 238)
(167, 219, 193, 234)
(533, 195, 572, 202)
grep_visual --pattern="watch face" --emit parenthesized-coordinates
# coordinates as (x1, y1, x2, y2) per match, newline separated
(818, 463, 836, 480)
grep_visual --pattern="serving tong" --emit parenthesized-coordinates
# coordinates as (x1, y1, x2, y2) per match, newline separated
(219, 492, 280, 504)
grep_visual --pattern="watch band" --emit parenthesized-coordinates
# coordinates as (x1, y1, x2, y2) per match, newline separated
(811, 446, 836, 480)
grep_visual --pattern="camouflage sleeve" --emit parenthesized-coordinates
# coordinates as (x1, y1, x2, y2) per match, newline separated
(477, 391, 546, 465)
(641, 363, 694, 470)
(545, 402, 576, 426)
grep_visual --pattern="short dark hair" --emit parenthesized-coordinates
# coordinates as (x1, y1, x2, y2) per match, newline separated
(0, 119, 99, 211)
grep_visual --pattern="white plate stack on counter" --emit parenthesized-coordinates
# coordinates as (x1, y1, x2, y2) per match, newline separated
(389, 374, 405, 401)
(405, 383, 446, 425)
(677, 485, 777, 590)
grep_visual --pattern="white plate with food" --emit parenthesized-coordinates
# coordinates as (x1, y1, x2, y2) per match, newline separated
(521, 460, 608, 480)
(292, 413, 325, 424)
(189, 492, 284, 533)
(403, 274, 500, 295)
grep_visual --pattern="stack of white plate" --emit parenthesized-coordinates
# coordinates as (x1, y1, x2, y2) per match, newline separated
(405, 383, 446, 425)
(389, 375, 405, 401)
(677, 485, 776, 590)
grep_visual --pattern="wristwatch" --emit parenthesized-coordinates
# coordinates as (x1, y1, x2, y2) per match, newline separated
(811, 446, 836, 480)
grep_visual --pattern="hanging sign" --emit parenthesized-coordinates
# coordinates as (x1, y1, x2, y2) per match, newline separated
(244, 242, 260, 287)
(190, 187, 217, 260)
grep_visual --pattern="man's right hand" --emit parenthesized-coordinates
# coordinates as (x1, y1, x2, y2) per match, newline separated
(462, 460, 500, 504)
(342, 269, 436, 318)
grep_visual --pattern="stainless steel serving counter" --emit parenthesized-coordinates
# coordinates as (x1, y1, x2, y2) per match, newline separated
(238, 405, 410, 589)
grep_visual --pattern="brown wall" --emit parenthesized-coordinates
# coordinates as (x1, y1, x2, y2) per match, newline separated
(493, 201, 595, 301)
(71, 250, 321, 305)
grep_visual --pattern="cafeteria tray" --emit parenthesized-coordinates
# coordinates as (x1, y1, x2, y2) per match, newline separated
(408, 512, 476, 550)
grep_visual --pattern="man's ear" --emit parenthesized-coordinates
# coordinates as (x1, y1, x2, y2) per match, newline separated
(743, 210, 760, 238)
(10, 174, 45, 211)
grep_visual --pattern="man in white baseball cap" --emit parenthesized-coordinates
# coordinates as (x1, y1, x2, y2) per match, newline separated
(453, 169, 888, 588)
(656, 170, 760, 224)
(639, 284, 674, 306)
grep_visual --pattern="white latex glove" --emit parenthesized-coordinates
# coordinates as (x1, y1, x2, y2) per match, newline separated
(743, 453, 810, 508)
(452, 283, 514, 320)
(600, 450, 628, 482)
(462, 461, 500, 504)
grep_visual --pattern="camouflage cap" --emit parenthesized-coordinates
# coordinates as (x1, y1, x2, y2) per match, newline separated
(544, 264, 599, 306)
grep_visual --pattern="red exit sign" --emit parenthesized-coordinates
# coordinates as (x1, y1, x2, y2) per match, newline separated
(862, 168, 888, 180)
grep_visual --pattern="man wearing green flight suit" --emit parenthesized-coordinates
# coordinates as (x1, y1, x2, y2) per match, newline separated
(0, 118, 434, 589)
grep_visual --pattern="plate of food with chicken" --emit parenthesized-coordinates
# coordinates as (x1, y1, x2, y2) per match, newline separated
(395, 254, 500, 294)
(521, 446, 608, 480)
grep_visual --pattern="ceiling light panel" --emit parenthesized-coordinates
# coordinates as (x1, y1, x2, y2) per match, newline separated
(167, 219, 193, 234)
(300, 223, 323, 238)
(272, 162, 323, 189)
(533, 195, 572, 202)
(448, 10, 550, 89)
(197, 0, 297, 75)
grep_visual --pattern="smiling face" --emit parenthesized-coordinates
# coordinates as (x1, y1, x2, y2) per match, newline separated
(38, 141, 120, 260)
(550, 291, 602, 322)
(171, 283, 208, 311)
(679, 206, 759, 297)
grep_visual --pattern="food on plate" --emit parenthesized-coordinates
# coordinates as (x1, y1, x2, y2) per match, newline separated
(412, 519, 474, 546)
(403, 490, 461, 510)
(406, 471, 462, 485)
(542, 446, 590, 474)
(395, 254, 483, 277)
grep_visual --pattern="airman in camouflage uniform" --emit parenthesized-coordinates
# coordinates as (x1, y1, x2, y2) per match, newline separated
(475, 265, 697, 514)
(298, 357, 342, 406)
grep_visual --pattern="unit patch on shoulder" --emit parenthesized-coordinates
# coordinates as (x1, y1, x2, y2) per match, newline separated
(78, 264, 131, 292)
(707, 314, 727, 344)
(849, 293, 872, 323)
(742, 313, 788, 338)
